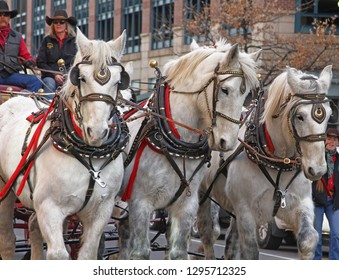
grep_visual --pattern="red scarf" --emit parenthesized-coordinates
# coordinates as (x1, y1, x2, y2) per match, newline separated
(0, 26, 11, 49)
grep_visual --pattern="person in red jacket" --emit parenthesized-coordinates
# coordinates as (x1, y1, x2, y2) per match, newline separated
(312, 127, 339, 260)
(0, 1, 41, 92)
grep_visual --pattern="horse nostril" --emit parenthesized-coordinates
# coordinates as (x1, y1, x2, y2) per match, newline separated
(101, 129, 108, 139)
(87, 127, 92, 137)
(308, 167, 315, 177)
(220, 139, 226, 149)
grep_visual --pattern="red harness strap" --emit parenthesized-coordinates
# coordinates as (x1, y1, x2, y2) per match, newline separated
(121, 86, 180, 201)
(264, 123, 275, 154)
(121, 139, 148, 201)
(0, 99, 55, 199)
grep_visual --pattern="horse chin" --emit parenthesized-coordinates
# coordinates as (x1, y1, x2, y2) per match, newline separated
(208, 136, 237, 152)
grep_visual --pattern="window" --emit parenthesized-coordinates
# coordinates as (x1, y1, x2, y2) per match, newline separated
(73, 0, 89, 36)
(52, 0, 66, 13)
(184, 0, 210, 44)
(295, 0, 339, 34)
(96, 0, 114, 41)
(123, 0, 142, 53)
(151, 0, 174, 50)
(12, 0, 27, 38)
(32, 0, 46, 56)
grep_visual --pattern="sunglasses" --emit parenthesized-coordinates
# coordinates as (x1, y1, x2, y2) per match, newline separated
(0, 12, 10, 17)
(53, 20, 66, 25)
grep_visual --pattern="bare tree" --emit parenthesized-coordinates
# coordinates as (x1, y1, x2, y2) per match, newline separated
(185, 0, 338, 86)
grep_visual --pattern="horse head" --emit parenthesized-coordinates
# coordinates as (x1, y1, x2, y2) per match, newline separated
(164, 41, 261, 152)
(262, 65, 333, 180)
(62, 28, 129, 147)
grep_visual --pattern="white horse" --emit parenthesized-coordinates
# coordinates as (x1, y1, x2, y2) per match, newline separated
(117, 40, 261, 259)
(196, 65, 333, 259)
(0, 28, 130, 259)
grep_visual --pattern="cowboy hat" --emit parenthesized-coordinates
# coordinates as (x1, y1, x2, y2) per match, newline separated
(326, 128, 339, 139)
(0, 1, 18, 18)
(45, 10, 77, 26)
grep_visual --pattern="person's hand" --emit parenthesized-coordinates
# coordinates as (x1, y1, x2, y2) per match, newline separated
(316, 179, 325, 192)
(23, 60, 36, 69)
(55, 74, 64, 85)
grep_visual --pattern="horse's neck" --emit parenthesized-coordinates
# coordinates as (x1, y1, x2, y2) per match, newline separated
(265, 119, 296, 158)
(169, 93, 203, 143)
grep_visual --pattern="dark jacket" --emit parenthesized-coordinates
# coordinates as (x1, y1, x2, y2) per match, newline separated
(36, 34, 77, 79)
(0, 29, 23, 77)
(312, 151, 339, 211)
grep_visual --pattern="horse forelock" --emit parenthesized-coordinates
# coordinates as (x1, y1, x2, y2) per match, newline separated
(237, 51, 260, 92)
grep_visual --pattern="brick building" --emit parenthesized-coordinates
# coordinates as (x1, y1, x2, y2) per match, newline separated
(5, 0, 339, 106)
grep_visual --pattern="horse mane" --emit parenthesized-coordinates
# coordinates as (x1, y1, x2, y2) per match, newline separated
(164, 39, 259, 92)
(61, 39, 118, 99)
(261, 70, 320, 126)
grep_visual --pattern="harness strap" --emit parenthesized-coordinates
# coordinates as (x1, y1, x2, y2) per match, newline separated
(66, 144, 114, 211)
(0, 99, 55, 201)
(257, 163, 301, 216)
(199, 143, 244, 206)
(163, 145, 210, 208)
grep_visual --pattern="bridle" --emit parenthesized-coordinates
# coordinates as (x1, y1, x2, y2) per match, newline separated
(69, 57, 130, 125)
(279, 92, 330, 155)
(171, 63, 246, 133)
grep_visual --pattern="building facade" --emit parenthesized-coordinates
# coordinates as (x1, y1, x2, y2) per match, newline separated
(5, 0, 339, 102)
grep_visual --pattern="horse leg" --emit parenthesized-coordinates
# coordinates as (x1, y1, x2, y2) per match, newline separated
(167, 203, 197, 260)
(236, 211, 259, 259)
(129, 200, 152, 260)
(0, 191, 16, 259)
(77, 201, 115, 260)
(28, 212, 45, 259)
(196, 200, 220, 259)
(117, 216, 131, 259)
(295, 202, 318, 259)
(35, 206, 70, 260)
(224, 216, 241, 259)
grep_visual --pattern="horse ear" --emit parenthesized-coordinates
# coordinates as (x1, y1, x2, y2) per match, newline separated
(318, 65, 333, 94)
(249, 49, 262, 62)
(108, 29, 127, 62)
(76, 27, 92, 56)
(190, 39, 200, 51)
(286, 66, 302, 94)
(221, 43, 239, 68)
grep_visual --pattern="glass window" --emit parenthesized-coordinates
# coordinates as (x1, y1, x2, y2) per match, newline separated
(12, 0, 27, 38)
(123, 0, 142, 54)
(184, 0, 210, 44)
(295, 0, 339, 34)
(151, 0, 174, 50)
(96, 0, 114, 41)
(52, 0, 67, 13)
(32, 0, 46, 56)
(73, 0, 89, 36)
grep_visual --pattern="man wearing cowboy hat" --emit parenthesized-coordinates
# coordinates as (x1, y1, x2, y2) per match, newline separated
(312, 127, 339, 260)
(37, 10, 77, 94)
(0, 1, 42, 92)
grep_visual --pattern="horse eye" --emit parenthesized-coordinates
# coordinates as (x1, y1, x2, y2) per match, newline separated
(80, 75, 86, 83)
(221, 88, 229, 95)
(296, 114, 304, 121)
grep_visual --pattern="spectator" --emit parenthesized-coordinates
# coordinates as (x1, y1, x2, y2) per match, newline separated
(37, 10, 77, 93)
(312, 127, 339, 260)
(0, 1, 42, 92)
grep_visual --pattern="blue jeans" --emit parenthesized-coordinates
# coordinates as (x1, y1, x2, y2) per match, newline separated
(313, 198, 339, 260)
(0, 72, 42, 92)
(41, 77, 58, 99)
